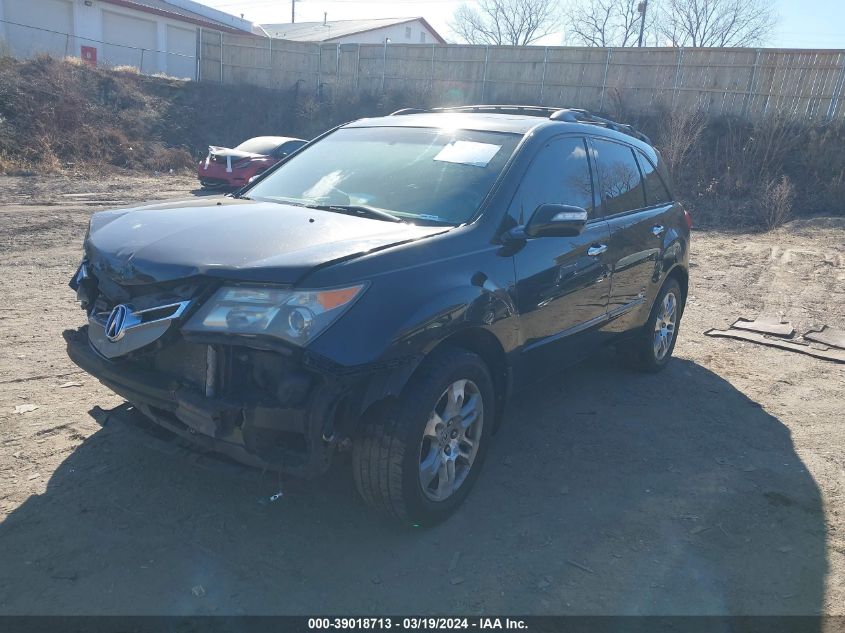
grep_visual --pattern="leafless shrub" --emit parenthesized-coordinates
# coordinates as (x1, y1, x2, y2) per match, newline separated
(656, 105, 707, 174)
(605, 87, 629, 122)
(145, 145, 194, 172)
(757, 175, 794, 231)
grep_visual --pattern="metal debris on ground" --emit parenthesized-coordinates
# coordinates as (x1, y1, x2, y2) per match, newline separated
(803, 326, 845, 350)
(58, 381, 84, 388)
(705, 328, 845, 363)
(731, 317, 795, 337)
(13, 404, 39, 414)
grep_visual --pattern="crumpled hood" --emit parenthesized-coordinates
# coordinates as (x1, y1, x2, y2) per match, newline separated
(85, 197, 446, 286)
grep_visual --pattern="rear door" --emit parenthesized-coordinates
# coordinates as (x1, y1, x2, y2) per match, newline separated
(510, 136, 612, 381)
(590, 137, 670, 332)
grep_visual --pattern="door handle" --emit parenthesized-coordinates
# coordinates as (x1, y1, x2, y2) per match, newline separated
(652, 224, 665, 236)
(587, 244, 608, 257)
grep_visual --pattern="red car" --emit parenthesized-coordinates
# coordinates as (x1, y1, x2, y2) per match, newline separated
(198, 136, 306, 189)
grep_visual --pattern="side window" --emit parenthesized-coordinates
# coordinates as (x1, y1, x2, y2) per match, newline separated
(636, 151, 672, 206)
(510, 137, 595, 223)
(592, 138, 646, 215)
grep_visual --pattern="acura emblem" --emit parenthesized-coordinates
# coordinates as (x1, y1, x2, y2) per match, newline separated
(105, 304, 131, 342)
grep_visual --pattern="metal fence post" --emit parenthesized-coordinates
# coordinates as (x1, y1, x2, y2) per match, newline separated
(355, 44, 360, 91)
(539, 46, 549, 104)
(672, 46, 684, 108)
(826, 53, 845, 120)
(197, 27, 202, 81)
(741, 49, 761, 118)
(599, 48, 612, 112)
(481, 46, 490, 103)
(381, 39, 389, 93)
(140, 48, 145, 72)
(430, 43, 436, 95)
(317, 44, 322, 96)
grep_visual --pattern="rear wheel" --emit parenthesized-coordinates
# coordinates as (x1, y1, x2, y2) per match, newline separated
(352, 347, 494, 525)
(619, 278, 683, 372)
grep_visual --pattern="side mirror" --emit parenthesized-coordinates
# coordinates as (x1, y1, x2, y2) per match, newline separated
(525, 204, 588, 238)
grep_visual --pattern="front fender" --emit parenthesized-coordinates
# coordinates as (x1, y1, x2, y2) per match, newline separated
(312, 280, 518, 437)
(394, 277, 518, 358)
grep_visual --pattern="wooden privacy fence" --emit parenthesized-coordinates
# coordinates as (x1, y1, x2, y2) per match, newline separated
(198, 30, 845, 120)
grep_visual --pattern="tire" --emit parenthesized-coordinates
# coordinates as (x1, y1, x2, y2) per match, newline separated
(352, 347, 495, 526)
(619, 278, 683, 373)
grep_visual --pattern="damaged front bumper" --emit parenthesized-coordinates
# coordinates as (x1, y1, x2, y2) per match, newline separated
(64, 326, 414, 477)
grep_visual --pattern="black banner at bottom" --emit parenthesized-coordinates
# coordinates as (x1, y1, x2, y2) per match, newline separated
(0, 616, 842, 633)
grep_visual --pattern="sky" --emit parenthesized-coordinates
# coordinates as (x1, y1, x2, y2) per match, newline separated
(199, 0, 845, 49)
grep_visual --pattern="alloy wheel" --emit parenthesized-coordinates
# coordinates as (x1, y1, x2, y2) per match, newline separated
(418, 379, 484, 502)
(653, 291, 678, 361)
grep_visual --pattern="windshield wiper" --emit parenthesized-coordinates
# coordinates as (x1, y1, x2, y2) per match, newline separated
(306, 204, 405, 223)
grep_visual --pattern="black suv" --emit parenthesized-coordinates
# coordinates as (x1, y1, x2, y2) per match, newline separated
(66, 105, 690, 525)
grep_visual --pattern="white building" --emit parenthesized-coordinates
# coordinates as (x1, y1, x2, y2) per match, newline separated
(262, 17, 445, 45)
(0, 0, 252, 79)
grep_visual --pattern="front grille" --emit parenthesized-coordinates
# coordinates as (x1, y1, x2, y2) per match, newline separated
(153, 340, 210, 391)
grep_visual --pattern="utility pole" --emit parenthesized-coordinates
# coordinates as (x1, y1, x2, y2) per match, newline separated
(291, 0, 296, 23)
(637, 0, 648, 47)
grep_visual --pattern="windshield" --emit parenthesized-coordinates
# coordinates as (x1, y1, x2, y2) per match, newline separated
(246, 127, 521, 225)
(235, 138, 282, 155)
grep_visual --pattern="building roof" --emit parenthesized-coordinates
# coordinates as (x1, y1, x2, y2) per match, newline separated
(101, 0, 253, 33)
(262, 17, 446, 44)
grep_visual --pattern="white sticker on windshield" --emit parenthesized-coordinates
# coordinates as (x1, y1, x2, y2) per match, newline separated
(433, 141, 501, 167)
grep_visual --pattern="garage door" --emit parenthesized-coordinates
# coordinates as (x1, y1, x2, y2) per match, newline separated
(101, 10, 157, 72)
(166, 24, 196, 79)
(2, 0, 73, 58)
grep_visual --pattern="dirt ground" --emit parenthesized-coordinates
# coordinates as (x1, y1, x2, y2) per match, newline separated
(0, 172, 843, 616)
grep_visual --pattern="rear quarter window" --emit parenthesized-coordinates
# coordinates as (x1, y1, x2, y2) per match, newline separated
(636, 151, 673, 206)
(592, 138, 646, 215)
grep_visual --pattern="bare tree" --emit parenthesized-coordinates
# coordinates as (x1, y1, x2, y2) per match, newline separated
(565, 0, 657, 47)
(660, 0, 776, 47)
(450, 0, 562, 46)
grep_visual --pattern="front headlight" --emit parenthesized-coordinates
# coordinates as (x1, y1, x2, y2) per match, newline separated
(182, 284, 366, 346)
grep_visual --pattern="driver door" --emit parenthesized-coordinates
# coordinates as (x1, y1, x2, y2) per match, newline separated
(510, 136, 612, 382)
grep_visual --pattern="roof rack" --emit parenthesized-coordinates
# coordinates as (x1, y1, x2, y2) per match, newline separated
(388, 104, 651, 144)
(550, 108, 652, 144)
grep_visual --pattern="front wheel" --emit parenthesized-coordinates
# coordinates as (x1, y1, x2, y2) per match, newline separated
(352, 347, 494, 525)
(619, 278, 683, 372)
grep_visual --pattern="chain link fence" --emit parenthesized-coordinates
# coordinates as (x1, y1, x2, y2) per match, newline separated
(0, 18, 197, 79)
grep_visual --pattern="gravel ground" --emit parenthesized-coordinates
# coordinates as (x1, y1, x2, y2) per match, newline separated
(0, 173, 843, 616)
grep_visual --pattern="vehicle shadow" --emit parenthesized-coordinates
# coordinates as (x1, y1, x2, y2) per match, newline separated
(0, 351, 827, 616)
